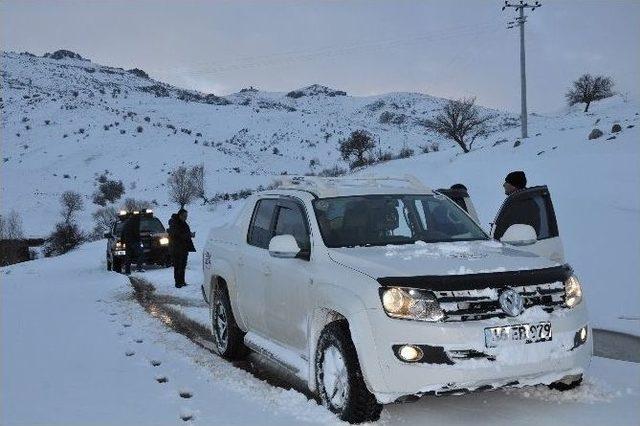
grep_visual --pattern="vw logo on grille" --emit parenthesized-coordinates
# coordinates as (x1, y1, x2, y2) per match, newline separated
(499, 288, 524, 317)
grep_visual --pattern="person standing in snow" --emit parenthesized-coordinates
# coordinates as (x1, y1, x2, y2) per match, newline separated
(493, 170, 541, 239)
(168, 208, 196, 288)
(121, 214, 144, 274)
(502, 170, 527, 196)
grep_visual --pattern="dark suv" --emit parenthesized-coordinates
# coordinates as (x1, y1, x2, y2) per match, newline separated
(105, 210, 171, 272)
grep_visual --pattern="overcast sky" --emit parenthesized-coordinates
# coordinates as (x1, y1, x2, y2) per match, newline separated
(2, 0, 638, 113)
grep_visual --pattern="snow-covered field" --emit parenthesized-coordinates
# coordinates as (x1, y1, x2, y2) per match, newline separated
(2, 50, 640, 424)
(2, 241, 639, 425)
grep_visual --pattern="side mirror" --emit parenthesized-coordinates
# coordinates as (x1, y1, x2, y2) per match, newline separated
(268, 235, 300, 259)
(500, 224, 537, 246)
(104, 232, 112, 239)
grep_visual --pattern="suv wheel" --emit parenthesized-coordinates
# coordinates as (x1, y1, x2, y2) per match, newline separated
(112, 258, 123, 274)
(315, 322, 382, 423)
(549, 374, 583, 391)
(210, 285, 247, 360)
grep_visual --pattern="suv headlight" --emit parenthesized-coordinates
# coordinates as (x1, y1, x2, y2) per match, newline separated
(380, 287, 444, 321)
(159, 237, 169, 245)
(564, 275, 583, 308)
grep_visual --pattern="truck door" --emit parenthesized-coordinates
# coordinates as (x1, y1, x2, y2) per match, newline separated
(491, 185, 565, 263)
(264, 198, 313, 356)
(436, 187, 480, 223)
(237, 198, 278, 337)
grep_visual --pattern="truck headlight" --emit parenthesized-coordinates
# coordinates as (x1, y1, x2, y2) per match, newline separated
(380, 287, 444, 321)
(159, 237, 169, 245)
(564, 275, 583, 308)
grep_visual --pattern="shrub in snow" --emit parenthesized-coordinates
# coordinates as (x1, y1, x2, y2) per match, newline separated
(44, 222, 85, 257)
(566, 74, 614, 112)
(137, 126, 143, 133)
(588, 129, 604, 140)
(339, 130, 377, 170)
(376, 150, 394, 162)
(317, 165, 347, 177)
(423, 97, 494, 154)
(611, 124, 622, 133)
(272, 147, 280, 155)
(397, 147, 415, 158)
(92, 179, 125, 206)
(60, 191, 84, 223)
(513, 140, 522, 147)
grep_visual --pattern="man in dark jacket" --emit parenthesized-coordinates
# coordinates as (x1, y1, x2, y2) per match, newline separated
(168, 208, 196, 288)
(494, 171, 541, 240)
(120, 214, 144, 274)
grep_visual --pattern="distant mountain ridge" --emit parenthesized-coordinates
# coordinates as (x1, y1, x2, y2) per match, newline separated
(1, 48, 515, 235)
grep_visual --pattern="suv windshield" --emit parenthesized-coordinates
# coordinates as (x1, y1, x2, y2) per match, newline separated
(313, 194, 488, 248)
(140, 217, 165, 233)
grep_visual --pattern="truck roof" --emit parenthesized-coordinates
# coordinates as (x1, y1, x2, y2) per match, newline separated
(273, 175, 433, 198)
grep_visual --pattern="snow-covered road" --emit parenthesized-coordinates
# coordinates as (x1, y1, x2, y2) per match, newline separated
(2, 241, 639, 425)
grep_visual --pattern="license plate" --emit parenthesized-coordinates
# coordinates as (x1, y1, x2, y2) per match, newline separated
(484, 322, 552, 348)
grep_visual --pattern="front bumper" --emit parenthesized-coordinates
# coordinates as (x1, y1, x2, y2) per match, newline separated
(353, 303, 592, 404)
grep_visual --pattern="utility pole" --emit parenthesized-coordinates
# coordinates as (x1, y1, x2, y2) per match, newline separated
(502, 1, 541, 139)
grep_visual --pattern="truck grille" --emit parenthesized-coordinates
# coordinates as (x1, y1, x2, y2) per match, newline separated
(435, 281, 565, 322)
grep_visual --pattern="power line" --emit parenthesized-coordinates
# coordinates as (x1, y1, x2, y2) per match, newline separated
(502, 0, 542, 139)
(150, 19, 504, 77)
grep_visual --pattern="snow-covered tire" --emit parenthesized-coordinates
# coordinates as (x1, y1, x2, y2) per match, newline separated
(106, 258, 112, 271)
(210, 284, 248, 360)
(549, 374, 583, 391)
(315, 321, 382, 424)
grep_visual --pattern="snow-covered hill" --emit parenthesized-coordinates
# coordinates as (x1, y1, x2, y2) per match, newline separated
(1, 50, 515, 236)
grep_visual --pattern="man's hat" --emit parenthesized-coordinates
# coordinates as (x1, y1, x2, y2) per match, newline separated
(505, 171, 527, 189)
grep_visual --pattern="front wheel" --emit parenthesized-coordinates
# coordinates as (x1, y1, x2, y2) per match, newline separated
(210, 285, 248, 360)
(315, 322, 382, 424)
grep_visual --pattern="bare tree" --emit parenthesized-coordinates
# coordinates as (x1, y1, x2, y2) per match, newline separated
(0, 210, 24, 239)
(190, 164, 206, 203)
(92, 206, 117, 236)
(424, 98, 494, 153)
(339, 130, 377, 169)
(566, 74, 615, 112)
(168, 166, 197, 208)
(122, 198, 151, 211)
(60, 191, 84, 224)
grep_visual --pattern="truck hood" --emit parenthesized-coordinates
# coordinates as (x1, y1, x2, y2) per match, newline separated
(327, 240, 560, 279)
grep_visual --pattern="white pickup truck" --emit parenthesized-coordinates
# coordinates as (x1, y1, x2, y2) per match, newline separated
(201, 176, 591, 423)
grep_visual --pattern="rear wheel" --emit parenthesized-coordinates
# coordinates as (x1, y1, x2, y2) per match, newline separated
(112, 258, 123, 274)
(549, 374, 583, 391)
(315, 321, 382, 424)
(210, 284, 248, 360)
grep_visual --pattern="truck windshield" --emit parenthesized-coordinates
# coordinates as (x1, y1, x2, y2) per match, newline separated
(313, 194, 488, 248)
